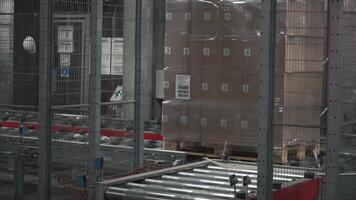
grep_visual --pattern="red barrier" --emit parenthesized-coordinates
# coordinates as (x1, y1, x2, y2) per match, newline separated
(0, 121, 164, 141)
(273, 179, 320, 200)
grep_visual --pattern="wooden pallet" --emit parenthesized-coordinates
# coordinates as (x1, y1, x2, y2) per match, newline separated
(164, 140, 258, 160)
(276, 143, 321, 164)
(164, 140, 321, 164)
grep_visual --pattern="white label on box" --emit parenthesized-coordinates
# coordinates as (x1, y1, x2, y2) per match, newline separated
(162, 114, 168, 122)
(201, 118, 207, 126)
(224, 12, 231, 21)
(203, 48, 210, 56)
(58, 25, 74, 53)
(176, 75, 191, 99)
(60, 54, 71, 67)
(242, 84, 249, 93)
(278, 106, 284, 113)
(183, 47, 190, 55)
(220, 119, 227, 127)
(180, 116, 187, 124)
(274, 97, 281, 106)
(244, 48, 251, 57)
(165, 47, 171, 55)
(223, 48, 230, 56)
(221, 84, 229, 92)
(204, 12, 211, 21)
(184, 12, 191, 20)
(166, 12, 172, 20)
(164, 81, 170, 89)
(241, 121, 248, 128)
(202, 83, 208, 91)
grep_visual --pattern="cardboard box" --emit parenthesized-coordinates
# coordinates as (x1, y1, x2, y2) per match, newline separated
(222, 39, 244, 71)
(202, 39, 223, 70)
(286, 0, 326, 37)
(285, 36, 325, 73)
(165, 4, 190, 36)
(163, 0, 325, 154)
(243, 39, 261, 72)
(201, 70, 221, 104)
(162, 101, 201, 142)
(242, 72, 259, 107)
(283, 73, 323, 108)
(164, 68, 202, 102)
(201, 104, 241, 145)
(190, 0, 220, 39)
(345, 0, 356, 12)
(186, 39, 206, 69)
(221, 70, 243, 104)
(221, 1, 261, 38)
(165, 35, 185, 68)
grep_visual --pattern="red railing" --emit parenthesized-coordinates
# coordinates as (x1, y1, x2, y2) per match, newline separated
(0, 121, 164, 141)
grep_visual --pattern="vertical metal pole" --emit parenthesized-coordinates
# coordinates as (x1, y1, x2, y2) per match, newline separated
(257, 0, 277, 200)
(123, 0, 136, 121)
(133, 0, 145, 169)
(152, 0, 166, 120)
(38, 0, 52, 199)
(14, 151, 24, 200)
(88, 0, 103, 199)
(325, 0, 343, 199)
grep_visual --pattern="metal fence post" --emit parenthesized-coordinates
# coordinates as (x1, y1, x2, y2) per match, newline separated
(257, 0, 277, 200)
(325, 0, 344, 199)
(88, 0, 103, 199)
(38, 0, 52, 199)
(133, 0, 145, 170)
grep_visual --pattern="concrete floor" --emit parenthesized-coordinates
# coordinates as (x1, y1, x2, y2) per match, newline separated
(0, 180, 76, 200)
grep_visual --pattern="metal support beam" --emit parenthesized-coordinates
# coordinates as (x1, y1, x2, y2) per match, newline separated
(257, 0, 277, 200)
(87, 0, 103, 199)
(14, 150, 24, 200)
(123, 0, 136, 121)
(325, 0, 343, 199)
(151, 0, 166, 120)
(38, 0, 52, 199)
(123, 0, 153, 122)
(133, 0, 145, 169)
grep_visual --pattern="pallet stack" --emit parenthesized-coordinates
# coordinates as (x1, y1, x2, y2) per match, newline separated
(275, 0, 326, 162)
(162, 0, 325, 163)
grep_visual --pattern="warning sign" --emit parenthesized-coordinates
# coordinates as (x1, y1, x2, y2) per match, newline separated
(60, 54, 71, 67)
(60, 67, 70, 78)
(101, 37, 123, 75)
(58, 25, 74, 53)
(175, 75, 190, 100)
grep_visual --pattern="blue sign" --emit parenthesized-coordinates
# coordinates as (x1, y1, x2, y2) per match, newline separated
(60, 67, 70, 78)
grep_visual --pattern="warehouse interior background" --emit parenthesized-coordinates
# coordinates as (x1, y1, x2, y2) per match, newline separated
(0, 0, 355, 199)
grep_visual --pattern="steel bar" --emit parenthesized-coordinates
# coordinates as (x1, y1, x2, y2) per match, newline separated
(14, 150, 24, 200)
(0, 104, 38, 109)
(272, 123, 327, 129)
(324, 0, 344, 199)
(38, 0, 53, 199)
(257, 0, 277, 199)
(87, 0, 103, 199)
(50, 100, 135, 109)
(133, 0, 145, 169)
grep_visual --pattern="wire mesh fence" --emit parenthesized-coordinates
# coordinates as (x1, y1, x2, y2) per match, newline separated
(0, 0, 355, 199)
(337, 2, 356, 198)
(271, 1, 327, 198)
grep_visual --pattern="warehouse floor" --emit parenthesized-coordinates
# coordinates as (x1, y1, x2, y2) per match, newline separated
(0, 180, 75, 200)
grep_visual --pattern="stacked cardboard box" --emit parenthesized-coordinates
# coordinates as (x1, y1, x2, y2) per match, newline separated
(274, 0, 327, 161)
(163, 0, 326, 160)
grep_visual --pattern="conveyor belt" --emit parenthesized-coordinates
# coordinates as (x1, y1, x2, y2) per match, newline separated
(100, 160, 323, 200)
